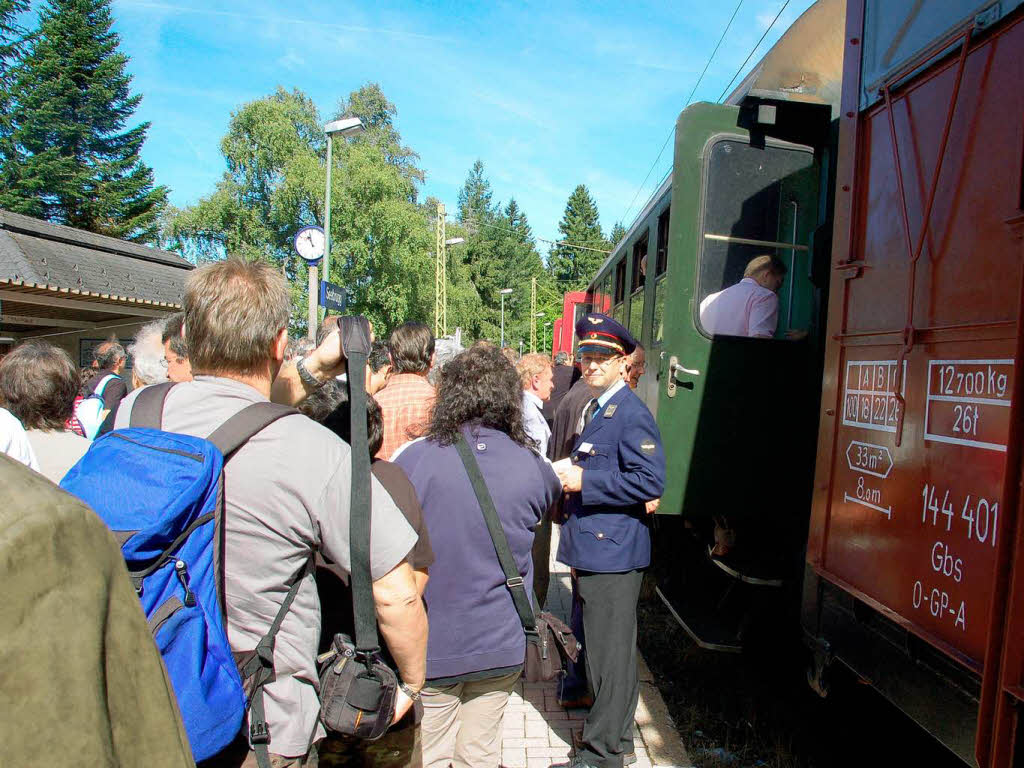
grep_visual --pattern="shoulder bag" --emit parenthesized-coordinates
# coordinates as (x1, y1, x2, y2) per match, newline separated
(316, 316, 398, 740)
(454, 435, 580, 682)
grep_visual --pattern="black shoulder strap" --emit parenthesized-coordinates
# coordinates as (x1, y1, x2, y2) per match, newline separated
(454, 435, 537, 633)
(206, 402, 298, 458)
(129, 381, 176, 429)
(348, 347, 379, 654)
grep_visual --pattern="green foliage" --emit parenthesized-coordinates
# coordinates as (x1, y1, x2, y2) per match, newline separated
(457, 159, 496, 225)
(0, 1, 29, 172)
(448, 162, 561, 348)
(548, 184, 610, 290)
(164, 84, 437, 337)
(0, 0, 167, 241)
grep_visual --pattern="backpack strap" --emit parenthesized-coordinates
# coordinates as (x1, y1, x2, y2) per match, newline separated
(454, 435, 538, 634)
(206, 402, 299, 459)
(129, 382, 176, 429)
(241, 558, 312, 768)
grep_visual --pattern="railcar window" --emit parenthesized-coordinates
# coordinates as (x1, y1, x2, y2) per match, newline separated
(653, 277, 666, 344)
(629, 234, 648, 335)
(631, 234, 647, 291)
(614, 260, 626, 305)
(655, 208, 669, 276)
(696, 139, 815, 338)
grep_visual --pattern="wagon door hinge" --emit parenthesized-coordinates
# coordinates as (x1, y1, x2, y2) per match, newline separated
(880, 25, 973, 446)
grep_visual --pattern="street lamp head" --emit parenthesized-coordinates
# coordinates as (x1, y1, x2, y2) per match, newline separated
(324, 117, 365, 137)
(499, 288, 513, 295)
(445, 237, 465, 246)
(535, 312, 544, 317)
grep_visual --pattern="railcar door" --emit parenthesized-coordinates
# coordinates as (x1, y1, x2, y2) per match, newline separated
(655, 102, 823, 550)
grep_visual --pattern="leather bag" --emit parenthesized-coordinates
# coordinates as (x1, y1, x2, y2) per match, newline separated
(454, 436, 581, 682)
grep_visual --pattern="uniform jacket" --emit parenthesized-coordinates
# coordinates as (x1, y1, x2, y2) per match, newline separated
(556, 384, 666, 572)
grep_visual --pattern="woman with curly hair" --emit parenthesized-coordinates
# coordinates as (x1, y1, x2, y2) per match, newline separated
(393, 343, 560, 768)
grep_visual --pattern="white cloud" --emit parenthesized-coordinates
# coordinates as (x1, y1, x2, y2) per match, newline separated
(277, 50, 306, 71)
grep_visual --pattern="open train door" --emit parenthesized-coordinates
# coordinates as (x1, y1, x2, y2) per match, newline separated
(652, 98, 832, 650)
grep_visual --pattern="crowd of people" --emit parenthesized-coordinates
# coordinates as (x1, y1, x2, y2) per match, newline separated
(0, 256, 665, 768)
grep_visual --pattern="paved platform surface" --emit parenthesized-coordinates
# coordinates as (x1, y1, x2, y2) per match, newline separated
(501, 532, 692, 768)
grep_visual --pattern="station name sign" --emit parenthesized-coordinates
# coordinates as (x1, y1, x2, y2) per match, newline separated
(319, 281, 347, 313)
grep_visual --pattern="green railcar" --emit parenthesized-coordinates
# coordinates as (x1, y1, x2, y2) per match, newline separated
(580, 3, 841, 650)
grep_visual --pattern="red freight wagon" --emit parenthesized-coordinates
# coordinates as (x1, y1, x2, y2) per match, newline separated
(804, 1, 1024, 764)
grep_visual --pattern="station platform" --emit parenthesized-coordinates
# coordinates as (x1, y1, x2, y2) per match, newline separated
(499, 533, 692, 768)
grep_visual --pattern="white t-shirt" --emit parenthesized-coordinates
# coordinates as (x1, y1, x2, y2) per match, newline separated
(26, 429, 89, 484)
(0, 408, 39, 472)
(116, 376, 417, 755)
(699, 277, 779, 338)
(521, 390, 551, 458)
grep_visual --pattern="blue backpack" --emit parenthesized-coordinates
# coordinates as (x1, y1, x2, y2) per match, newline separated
(61, 382, 300, 763)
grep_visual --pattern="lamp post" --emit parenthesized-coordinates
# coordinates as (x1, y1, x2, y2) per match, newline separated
(543, 321, 552, 354)
(499, 288, 513, 348)
(322, 117, 365, 289)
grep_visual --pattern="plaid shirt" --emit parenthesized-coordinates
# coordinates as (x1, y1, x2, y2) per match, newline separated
(374, 373, 437, 460)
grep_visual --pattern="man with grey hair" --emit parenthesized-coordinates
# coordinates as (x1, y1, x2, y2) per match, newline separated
(115, 258, 427, 766)
(128, 320, 170, 388)
(96, 322, 169, 437)
(427, 336, 463, 387)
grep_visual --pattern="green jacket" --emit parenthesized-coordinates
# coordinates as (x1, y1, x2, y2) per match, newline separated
(0, 453, 194, 766)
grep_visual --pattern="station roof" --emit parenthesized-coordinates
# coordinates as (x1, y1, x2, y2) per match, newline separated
(0, 209, 192, 340)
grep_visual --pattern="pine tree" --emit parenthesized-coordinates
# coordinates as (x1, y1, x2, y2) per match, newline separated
(608, 221, 627, 248)
(0, 0, 167, 241)
(0, 1, 30, 182)
(548, 184, 608, 289)
(457, 159, 495, 224)
(504, 197, 532, 243)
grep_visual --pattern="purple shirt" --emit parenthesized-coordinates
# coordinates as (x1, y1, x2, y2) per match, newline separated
(394, 425, 560, 680)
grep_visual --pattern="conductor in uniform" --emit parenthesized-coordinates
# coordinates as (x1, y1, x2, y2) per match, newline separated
(552, 313, 666, 768)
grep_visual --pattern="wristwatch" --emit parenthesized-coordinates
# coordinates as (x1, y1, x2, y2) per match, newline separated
(399, 682, 421, 701)
(296, 356, 326, 390)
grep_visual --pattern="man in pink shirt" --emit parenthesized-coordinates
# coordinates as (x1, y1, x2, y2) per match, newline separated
(375, 322, 437, 459)
(699, 255, 787, 338)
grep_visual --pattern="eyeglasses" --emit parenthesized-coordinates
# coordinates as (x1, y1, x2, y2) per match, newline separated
(581, 353, 621, 369)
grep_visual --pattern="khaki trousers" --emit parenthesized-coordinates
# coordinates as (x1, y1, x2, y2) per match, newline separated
(420, 670, 521, 768)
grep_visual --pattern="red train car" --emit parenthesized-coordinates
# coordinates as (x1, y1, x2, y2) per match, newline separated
(551, 289, 609, 359)
(805, 1, 1024, 764)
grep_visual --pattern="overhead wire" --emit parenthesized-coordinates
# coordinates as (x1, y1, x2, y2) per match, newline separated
(459, 216, 612, 254)
(717, 0, 792, 102)
(617, 0, 746, 228)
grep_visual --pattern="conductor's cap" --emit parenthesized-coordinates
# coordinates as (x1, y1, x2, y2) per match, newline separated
(575, 313, 636, 356)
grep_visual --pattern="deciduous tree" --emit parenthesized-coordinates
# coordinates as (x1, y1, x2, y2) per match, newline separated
(164, 85, 436, 337)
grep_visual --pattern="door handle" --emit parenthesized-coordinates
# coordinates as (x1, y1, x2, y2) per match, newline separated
(666, 355, 700, 398)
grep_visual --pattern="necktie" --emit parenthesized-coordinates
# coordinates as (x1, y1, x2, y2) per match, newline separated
(582, 399, 600, 428)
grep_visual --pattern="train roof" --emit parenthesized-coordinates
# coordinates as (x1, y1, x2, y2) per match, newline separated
(725, 0, 846, 114)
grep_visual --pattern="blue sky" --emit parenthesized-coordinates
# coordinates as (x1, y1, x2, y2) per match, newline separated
(104, 0, 816, 254)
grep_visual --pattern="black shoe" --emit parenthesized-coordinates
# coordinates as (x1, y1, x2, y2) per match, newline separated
(569, 730, 636, 767)
(549, 760, 598, 768)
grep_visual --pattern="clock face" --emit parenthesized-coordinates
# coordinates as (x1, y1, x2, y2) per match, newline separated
(294, 226, 326, 262)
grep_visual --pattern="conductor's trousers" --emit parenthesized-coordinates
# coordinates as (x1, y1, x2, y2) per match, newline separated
(576, 568, 643, 768)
